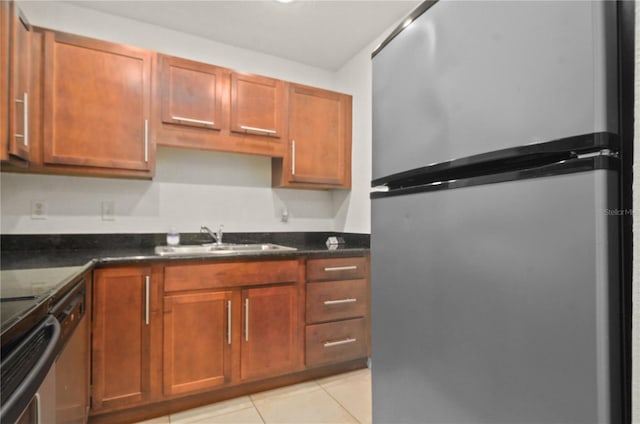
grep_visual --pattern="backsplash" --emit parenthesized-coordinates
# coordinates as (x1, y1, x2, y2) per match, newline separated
(0, 148, 343, 235)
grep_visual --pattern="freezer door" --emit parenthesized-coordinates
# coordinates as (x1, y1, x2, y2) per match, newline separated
(371, 170, 620, 423)
(372, 1, 618, 180)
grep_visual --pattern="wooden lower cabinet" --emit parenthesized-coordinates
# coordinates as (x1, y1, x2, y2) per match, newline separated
(306, 318, 368, 367)
(90, 256, 369, 423)
(161, 259, 302, 399)
(162, 286, 302, 397)
(163, 290, 233, 396)
(240, 285, 301, 381)
(91, 266, 162, 413)
(305, 256, 371, 367)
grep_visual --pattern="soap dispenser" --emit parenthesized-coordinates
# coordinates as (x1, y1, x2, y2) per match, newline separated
(167, 228, 180, 246)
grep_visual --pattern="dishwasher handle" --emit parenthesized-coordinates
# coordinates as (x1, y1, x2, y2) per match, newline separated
(0, 315, 61, 424)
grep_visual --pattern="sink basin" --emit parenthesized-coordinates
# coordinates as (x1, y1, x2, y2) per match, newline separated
(154, 243, 297, 256)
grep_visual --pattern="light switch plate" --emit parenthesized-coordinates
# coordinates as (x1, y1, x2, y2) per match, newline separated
(31, 200, 47, 220)
(101, 201, 115, 221)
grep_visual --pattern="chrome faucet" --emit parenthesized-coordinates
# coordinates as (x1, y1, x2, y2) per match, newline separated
(201, 225, 223, 245)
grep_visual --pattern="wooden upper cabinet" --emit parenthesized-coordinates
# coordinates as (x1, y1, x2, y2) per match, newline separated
(156, 56, 286, 157)
(2, 1, 30, 163)
(42, 31, 153, 174)
(159, 55, 223, 131)
(0, 2, 9, 162)
(230, 73, 284, 139)
(273, 83, 352, 189)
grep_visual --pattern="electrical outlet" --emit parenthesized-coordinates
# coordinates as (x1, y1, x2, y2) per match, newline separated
(31, 200, 47, 220)
(101, 201, 115, 221)
(281, 207, 290, 223)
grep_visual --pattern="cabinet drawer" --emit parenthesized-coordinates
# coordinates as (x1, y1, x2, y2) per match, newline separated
(306, 280, 367, 323)
(305, 318, 367, 367)
(306, 257, 367, 282)
(164, 259, 298, 292)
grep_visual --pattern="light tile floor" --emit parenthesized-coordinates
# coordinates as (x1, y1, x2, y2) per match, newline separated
(135, 368, 372, 424)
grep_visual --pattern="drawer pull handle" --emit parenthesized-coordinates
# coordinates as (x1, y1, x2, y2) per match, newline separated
(172, 115, 215, 126)
(240, 125, 277, 135)
(324, 338, 356, 348)
(324, 266, 358, 272)
(324, 298, 357, 305)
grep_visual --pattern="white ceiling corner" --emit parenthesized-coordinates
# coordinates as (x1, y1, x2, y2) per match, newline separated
(64, 0, 421, 70)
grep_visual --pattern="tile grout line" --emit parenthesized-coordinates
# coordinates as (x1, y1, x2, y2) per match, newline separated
(315, 378, 364, 424)
(164, 376, 366, 424)
(249, 395, 267, 424)
(171, 406, 262, 424)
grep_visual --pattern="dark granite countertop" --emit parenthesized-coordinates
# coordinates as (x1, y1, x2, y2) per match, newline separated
(0, 232, 369, 345)
(1, 264, 92, 346)
(1, 232, 369, 270)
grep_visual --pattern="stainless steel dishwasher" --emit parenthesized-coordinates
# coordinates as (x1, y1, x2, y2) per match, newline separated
(51, 279, 88, 424)
(0, 268, 88, 424)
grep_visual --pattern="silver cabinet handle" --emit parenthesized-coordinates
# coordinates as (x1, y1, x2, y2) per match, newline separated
(291, 140, 296, 175)
(240, 125, 276, 135)
(14, 93, 28, 146)
(144, 119, 149, 162)
(244, 298, 249, 342)
(144, 275, 150, 325)
(324, 298, 357, 305)
(23, 93, 28, 147)
(324, 266, 358, 272)
(227, 300, 232, 345)
(171, 116, 215, 126)
(324, 338, 356, 348)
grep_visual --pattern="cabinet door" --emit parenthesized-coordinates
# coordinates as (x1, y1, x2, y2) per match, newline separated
(5, 2, 30, 161)
(230, 73, 283, 138)
(159, 55, 223, 131)
(240, 285, 300, 381)
(163, 290, 233, 396)
(0, 1, 7, 162)
(280, 84, 352, 188)
(92, 266, 153, 411)
(43, 32, 152, 172)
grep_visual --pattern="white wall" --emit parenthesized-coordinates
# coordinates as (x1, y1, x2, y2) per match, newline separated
(1, 1, 376, 235)
(332, 34, 390, 233)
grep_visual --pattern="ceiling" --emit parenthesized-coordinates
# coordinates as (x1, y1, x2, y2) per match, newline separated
(66, 0, 421, 71)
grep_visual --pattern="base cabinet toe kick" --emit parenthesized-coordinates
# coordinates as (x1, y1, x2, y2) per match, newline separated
(88, 254, 370, 423)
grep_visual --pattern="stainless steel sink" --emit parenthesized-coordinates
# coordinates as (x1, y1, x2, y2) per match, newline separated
(154, 243, 297, 256)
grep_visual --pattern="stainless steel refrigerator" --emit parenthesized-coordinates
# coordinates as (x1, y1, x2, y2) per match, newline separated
(370, 1, 623, 423)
